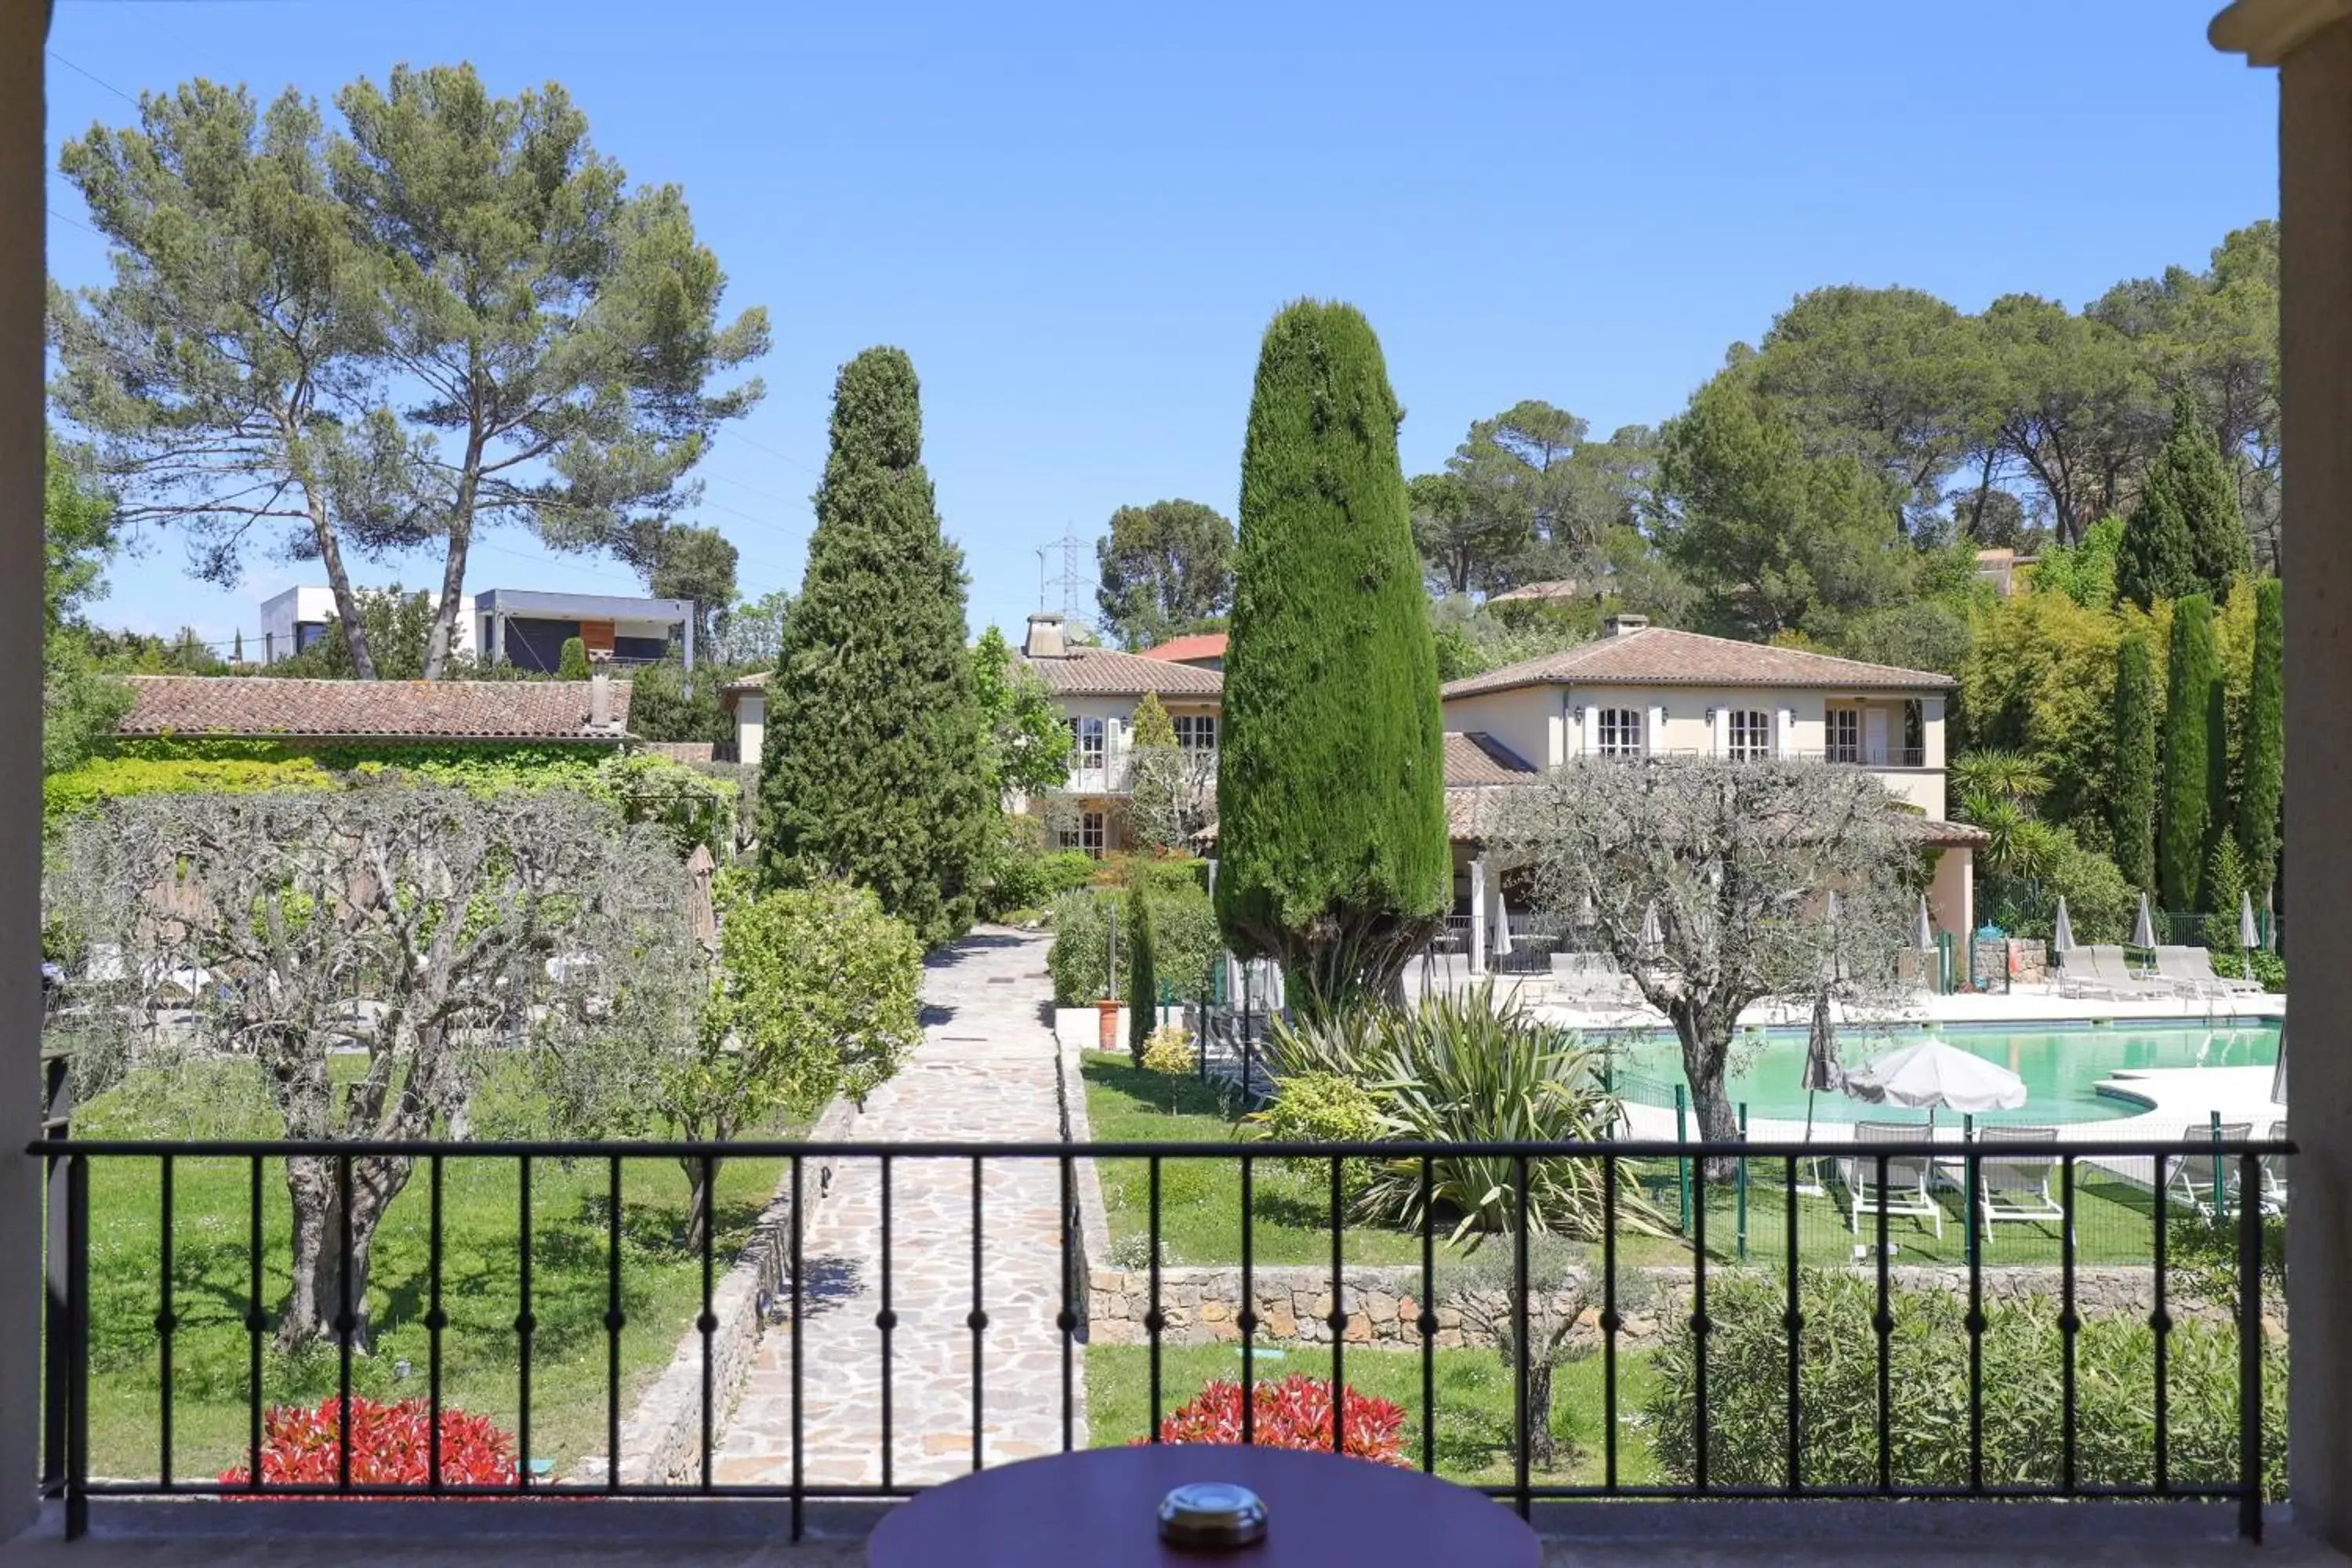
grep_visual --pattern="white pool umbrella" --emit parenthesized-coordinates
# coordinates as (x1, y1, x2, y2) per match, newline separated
(1801, 990, 1845, 1139)
(1915, 895, 1935, 950)
(1494, 886, 1513, 958)
(1640, 901, 1664, 956)
(2271, 1023, 2288, 1107)
(1845, 1037, 2027, 1113)
(2051, 897, 2076, 953)
(2239, 889, 2259, 951)
(2132, 893, 2157, 949)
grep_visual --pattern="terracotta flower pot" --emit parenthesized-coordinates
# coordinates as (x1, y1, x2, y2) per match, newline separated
(1095, 998, 1122, 1051)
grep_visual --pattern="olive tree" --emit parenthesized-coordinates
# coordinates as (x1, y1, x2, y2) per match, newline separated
(1496, 758, 1913, 1167)
(49, 787, 699, 1351)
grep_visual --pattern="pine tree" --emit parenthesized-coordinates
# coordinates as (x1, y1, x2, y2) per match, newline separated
(232, 628, 245, 665)
(1126, 882, 1157, 1064)
(2121, 394, 2248, 609)
(757, 348, 990, 944)
(1215, 301, 1449, 1014)
(2158, 595, 2216, 914)
(2108, 634, 2158, 894)
(2236, 577, 2284, 901)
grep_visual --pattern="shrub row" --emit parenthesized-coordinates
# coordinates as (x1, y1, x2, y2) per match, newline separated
(1644, 1270, 2285, 1499)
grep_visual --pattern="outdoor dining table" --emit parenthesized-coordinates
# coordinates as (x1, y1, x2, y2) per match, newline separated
(866, 1444, 1541, 1567)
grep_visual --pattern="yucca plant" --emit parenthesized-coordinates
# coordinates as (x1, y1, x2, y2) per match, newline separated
(1262, 984, 1664, 1245)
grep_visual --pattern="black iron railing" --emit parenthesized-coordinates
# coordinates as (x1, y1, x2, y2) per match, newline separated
(30, 1134, 2287, 1541)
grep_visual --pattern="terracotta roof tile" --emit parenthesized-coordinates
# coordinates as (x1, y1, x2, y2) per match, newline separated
(1441, 625, 1958, 699)
(1022, 648, 1223, 699)
(118, 676, 634, 742)
(1138, 632, 1229, 663)
(1443, 731, 1537, 786)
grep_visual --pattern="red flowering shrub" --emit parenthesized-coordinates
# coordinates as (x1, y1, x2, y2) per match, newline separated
(218, 1396, 520, 1492)
(1142, 1374, 1407, 1466)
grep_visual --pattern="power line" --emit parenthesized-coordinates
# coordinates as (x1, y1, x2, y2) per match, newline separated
(46, 49, 140, 105)
(724, 427, 822, 479)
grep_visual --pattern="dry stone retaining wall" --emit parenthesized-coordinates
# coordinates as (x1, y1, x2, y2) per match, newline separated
(1087, 1262, 2227, 1352)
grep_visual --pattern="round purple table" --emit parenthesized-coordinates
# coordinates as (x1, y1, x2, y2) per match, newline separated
(866, 1446, 1540, 1566)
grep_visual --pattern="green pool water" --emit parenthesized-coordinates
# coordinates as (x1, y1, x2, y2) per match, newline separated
(1597, 1019, 2281, 1125)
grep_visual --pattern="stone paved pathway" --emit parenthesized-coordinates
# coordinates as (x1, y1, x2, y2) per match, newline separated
(713, 928, 1083, 1486)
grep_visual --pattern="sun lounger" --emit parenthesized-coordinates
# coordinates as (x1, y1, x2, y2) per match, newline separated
(2165, 1122, 2261, 1218)
(2151, 945, 2264, 997)
(1973, 1126, 2068, 1245)
(1846, 1120, 1944, 1240)
(2084, 945, 2193, 999)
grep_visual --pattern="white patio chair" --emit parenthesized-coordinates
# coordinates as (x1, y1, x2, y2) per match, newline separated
(1846, 1119, 1944, 1240)
(1973, 1126, 2068, 1245)
(2260, 1119, 2289, 1213)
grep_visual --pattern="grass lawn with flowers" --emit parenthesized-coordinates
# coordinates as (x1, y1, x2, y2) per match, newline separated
(73, 1057, 795, 1483)
(1085, 1342, 1664, 1487)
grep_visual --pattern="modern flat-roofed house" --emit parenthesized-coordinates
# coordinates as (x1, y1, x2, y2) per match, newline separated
(258, 585, 696, 672)
(720, 670, 769, 766)
(1018, 614, 1220, 855)
(1439, 614, 1980, 946)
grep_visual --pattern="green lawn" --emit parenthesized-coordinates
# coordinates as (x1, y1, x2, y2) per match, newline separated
(74, 1059, 793, 1483)
(1084, 1052, 2182, 1272)
(1086, 1343, 1663, 1488)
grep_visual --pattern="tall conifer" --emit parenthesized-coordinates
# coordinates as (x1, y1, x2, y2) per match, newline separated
(2109, 634, 2158, 894)
(1215, 301, 1448, 1014)
(2236, 577, 2284, 901)
(2158, 595, 2216, 914)
(758, 348, 988, 943)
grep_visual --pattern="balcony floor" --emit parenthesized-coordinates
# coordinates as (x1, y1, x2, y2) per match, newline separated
(6, 1502, 2342, 1567)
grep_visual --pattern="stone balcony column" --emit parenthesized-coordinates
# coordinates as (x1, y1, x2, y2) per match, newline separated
(0, 5, 45, 1540)
(2212, 0, 2352, 1544)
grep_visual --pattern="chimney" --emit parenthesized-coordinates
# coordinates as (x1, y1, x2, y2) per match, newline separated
(1604, 613, 1650, 638)
(589, 670, 612, 730)
(1024, 612, 1066, 659)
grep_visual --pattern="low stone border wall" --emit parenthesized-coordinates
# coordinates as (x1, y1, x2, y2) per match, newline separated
(1087, 1262, 2233, 1352)
(586, 1091, 866, 1486)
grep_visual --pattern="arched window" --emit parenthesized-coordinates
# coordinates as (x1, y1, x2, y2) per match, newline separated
(1597, 708, 1645, 759)
(1727, 709, 1772, 761)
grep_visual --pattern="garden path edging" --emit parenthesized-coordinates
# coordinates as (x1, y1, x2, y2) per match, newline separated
(580, 1089, 866, 1486)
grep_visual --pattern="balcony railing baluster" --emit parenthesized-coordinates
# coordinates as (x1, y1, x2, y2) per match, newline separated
(518, 1152, 534, 1495)
(605, 1155, 622, 1497)
(1331, 1153, 1348, 1461)
(1419, 1152, 1436, 1476)
(247, 1156, 263, 1499)
(2237, 1150, 2265, 1544)
(157, 1153, 174, 1491)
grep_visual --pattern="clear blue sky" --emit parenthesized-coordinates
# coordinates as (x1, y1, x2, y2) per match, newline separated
(44, 0, 2277, 653)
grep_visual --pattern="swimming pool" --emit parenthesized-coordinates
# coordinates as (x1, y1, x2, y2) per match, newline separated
(1593, 1019, 2281, 1125)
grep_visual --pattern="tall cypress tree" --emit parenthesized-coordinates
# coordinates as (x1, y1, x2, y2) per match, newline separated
(2158, 595, 2216, 914)
(2236, 576, 2285, 900)
(2109, 634, 2158, 894)
(1126, 882, 1157, 1063)
(1215, 300, 1449, 1015)
(758, 347, 989, 944)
